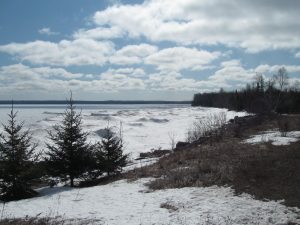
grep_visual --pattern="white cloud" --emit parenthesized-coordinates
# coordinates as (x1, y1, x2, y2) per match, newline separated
(209, 60, 255, 83)
(146, 71, 228, 92)
(38, 27, 59, 36)
(0, 39, 115, 66)
(93, 0, 300, 52)
(220, 60, 241, 67)
(7, 61, 300, 97)
(0, 64, 146, 94)
(255, 64, 300, 74)
(98, 69, 146, 91)
(73, 26, 124, 40)
(0, 64, 91, 93)
(108, 68, 146, 77)
(110, 44, 158, 65)
(0, 63, 226, 95)
(0, 64, 87, 82)
(290, 77, 300, 89)
(207, 62, 300, 90)
(145, 47, 219, 72)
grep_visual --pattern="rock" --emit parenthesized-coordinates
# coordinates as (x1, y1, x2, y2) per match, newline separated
(139, 149, 171, 158)
(175, 141, 189, 149)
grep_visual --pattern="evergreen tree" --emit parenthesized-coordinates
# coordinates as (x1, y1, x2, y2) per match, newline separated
(94, 127, 128, 176)
(0, 104, 38, 201)
(46, 95, 92, 187)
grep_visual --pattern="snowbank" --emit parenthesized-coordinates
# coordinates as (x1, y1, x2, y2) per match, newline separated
(243, 130, 300, 146)
(1, 179, 299, 225)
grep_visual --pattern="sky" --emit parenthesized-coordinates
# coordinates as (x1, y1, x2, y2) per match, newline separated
(0, 0, 300, 100)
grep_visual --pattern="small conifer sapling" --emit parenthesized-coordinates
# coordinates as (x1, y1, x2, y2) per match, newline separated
(94, 126, 128, 176)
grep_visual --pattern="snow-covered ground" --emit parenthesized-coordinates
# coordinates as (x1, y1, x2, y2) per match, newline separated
(1, 178, 299, 225)
(0, 104, 247, 159)
(2, 104, 299, 224)
(243, 130, 300, 146)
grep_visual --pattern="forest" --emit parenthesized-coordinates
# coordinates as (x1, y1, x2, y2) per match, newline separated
(192, 67, 300, 114)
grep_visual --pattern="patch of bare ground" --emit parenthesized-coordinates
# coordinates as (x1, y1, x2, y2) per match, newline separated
(124, 113, 300, 208)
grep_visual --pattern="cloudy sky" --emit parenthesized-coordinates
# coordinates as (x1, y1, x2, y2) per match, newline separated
(0, 0, 300, 100)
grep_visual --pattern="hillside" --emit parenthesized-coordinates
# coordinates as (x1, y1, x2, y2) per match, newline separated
(1, 113, 300, 224)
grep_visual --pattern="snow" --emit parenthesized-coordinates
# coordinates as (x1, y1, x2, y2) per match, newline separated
(1, 178, 299, 225)
(0, 105, 299, 224)
(243, 130, 300, 146)
(123, 157, 160, 172)
(0, 104, 247, 159)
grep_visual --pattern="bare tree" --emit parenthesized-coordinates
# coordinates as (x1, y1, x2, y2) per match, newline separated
(274, 67, 289, 91)
(273, 67, 289, 111)
(291, 80, 300, 92)
(168, 132, 177, 150)
(254, 73, 265, 93)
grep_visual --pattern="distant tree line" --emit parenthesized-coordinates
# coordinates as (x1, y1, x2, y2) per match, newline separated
(0, 100, 191, 105)
(0, 95, 128, 201)
(192, 67, 300, 114)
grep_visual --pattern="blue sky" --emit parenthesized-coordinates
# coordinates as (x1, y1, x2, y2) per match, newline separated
(0, 0, 300, 100)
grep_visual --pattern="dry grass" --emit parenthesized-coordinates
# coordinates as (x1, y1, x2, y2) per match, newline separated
(0, 217, 64, 225)
(124, 114, 300, 208)
(0, 217, 101, 225)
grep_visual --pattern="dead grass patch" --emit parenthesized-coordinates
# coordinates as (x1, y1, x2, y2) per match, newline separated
(123, 114, 300, 208)
(0, 217, 100, 225)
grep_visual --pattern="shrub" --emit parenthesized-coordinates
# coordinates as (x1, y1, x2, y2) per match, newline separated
(186, 112, 227, 143)
(93, 126, 128, 177)
(277, 117, 291, 137)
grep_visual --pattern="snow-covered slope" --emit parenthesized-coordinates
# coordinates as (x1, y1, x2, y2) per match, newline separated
(1, 179, 299, 225)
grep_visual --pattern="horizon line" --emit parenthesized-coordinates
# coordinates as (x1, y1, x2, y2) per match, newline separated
(0, 100, 192, 105)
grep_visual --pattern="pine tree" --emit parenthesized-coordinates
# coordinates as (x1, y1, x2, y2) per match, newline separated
(0, 104, 38, 201)
(94, 126, 128, 176)
(46, 95, 92, 187)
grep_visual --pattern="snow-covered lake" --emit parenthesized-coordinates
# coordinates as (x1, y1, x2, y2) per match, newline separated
(0, 104, 246, 159)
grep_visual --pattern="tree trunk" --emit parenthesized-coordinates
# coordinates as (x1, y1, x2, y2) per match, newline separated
(70, 175, 74, 187)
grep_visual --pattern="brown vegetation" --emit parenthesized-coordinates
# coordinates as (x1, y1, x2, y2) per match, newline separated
(125, 114, 300, 208)
(0, 217, 99, 225)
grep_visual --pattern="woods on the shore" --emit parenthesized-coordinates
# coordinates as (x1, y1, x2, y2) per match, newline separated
(192, 67, 300, 114)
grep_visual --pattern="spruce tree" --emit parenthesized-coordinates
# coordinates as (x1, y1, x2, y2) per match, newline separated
(94, 127, 128, 176)
(0, 104, 38, 201)
(46, 95, 92, 187)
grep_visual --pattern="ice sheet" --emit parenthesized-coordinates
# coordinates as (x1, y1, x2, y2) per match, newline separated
(0, 104, 247, 159)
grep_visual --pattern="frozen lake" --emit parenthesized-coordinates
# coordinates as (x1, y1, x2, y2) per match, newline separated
(0, 104, 247, 159)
